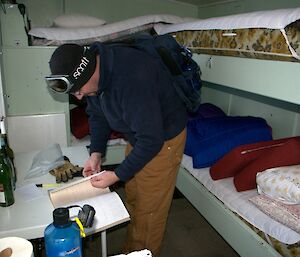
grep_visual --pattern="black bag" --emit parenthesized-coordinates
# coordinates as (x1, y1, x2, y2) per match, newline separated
(108, 34, 202, 113)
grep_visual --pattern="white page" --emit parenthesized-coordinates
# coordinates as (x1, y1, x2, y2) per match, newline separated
(68, 191, 130, 234)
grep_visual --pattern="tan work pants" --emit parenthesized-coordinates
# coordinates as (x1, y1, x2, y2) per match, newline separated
(123, 129, 186, 257)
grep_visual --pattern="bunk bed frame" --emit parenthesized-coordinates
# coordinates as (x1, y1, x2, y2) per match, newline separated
(176, 167, 282, 257)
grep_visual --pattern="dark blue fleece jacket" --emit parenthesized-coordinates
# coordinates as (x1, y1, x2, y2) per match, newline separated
(86, 42, 187, 181)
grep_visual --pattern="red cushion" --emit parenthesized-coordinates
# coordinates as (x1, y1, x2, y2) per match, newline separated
(70, 107, 89, 139)
(234, 137, 300, 192)
(210, 136, 299, 180)
(70, 107, 124, 140)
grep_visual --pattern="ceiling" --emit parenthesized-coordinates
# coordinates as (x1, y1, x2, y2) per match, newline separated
(171, 0, 237, 7)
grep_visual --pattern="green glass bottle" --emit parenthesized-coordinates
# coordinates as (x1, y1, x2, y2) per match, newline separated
(0, 137, 14, 207)
(0, 118, 16, 190)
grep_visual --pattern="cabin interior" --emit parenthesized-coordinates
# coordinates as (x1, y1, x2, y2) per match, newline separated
(1, 0, 300, 257)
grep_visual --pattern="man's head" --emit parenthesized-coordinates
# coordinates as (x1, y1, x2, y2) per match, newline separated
(46, 44, 97, 94)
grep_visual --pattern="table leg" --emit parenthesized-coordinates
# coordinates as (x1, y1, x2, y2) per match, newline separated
(101, 230, 107, 257)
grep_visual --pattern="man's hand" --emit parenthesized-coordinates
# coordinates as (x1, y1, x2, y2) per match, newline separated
(83, 152, 102, 177)
(90, 171, 120, 188)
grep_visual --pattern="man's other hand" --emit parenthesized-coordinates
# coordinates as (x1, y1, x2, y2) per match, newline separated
(90, 171, 120, 188)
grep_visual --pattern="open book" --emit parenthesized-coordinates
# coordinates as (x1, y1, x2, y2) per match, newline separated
(49, 172, 130, 234)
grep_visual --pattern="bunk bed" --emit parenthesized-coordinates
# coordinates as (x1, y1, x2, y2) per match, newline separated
(1, 4, 300, 257)
(153, 7, 300, 257)
(63, 8, 300, 256)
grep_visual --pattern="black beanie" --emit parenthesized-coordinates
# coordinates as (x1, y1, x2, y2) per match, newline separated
(49, 44, 96, 93)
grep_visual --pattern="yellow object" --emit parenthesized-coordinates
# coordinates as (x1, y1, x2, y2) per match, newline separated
(36, 183, 60, 188)
(74, 217, 86, 238)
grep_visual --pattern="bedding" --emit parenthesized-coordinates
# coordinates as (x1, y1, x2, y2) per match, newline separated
(180, 154, 300, 256)
(249, 194, 300, 234)
(188, 103, 226, 120)
(210, 136, 300, 192)
(185, 116, 272, 168)
(256, 165, 300, 205)
(28, 14, 195, 46)
(53, 14, 107, 28)
(154, 8, 300, 62)
(234, 137, 300, 192)
(210, 137, 296, 180)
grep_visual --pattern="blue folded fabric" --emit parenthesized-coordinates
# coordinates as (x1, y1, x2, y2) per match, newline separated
(188, 103, 226, 120)
(184, 116, 272, 168)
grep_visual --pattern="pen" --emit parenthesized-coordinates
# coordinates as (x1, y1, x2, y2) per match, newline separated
(36, 183, 61, 188)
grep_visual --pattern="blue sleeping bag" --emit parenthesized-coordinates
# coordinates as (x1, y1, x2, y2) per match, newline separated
(185, 116, 272, 168)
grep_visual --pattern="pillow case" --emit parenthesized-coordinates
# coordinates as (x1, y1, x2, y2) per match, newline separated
(53, 14, 106, 28)
(256, 165, 300, 204)
(210, 136, 297, 180)
(249, 194, 300, 233)
(234, 137, 300, 192)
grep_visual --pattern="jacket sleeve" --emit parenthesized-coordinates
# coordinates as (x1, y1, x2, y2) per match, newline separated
(86, 95, 111, 156)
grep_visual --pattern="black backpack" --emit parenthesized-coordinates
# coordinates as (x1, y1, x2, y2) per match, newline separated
(108, 34, 202, 113)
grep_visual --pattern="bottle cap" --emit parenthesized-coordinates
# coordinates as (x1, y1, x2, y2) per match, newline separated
(53, 207, 70, 226)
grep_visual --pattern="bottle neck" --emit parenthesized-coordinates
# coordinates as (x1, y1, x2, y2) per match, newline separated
(0, 137, 5, 151)
(54, 221, 72, 228)
(0, 150, 6, 164)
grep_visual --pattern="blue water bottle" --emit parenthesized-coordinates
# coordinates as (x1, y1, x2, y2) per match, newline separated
(44, 207, 83, 257)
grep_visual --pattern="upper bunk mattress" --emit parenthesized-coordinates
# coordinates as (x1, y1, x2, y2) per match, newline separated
(28, 14, 195, 46)
(154, 8, 300, 62)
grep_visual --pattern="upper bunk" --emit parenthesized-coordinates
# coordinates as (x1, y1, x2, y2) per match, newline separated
(2, 4, 300, 107)
(154, 7, 300, 62)
(26, 7, 300, 105)
(153, 8, 300, 106)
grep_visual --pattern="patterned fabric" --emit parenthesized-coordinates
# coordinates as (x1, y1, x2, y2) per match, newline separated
(256, 165, 300, 204)
(249, 194, 300, 233)
(172, 20, 300, 62)
(242, 217, 300, 257)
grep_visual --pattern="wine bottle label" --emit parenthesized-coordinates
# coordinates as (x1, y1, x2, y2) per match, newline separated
(0, 120, 5, 134)
(0, 184, 5, 203)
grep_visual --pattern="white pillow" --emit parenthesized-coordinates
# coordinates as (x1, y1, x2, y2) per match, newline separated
(53, 14, 106, 28)
(256, 164, 300, 204)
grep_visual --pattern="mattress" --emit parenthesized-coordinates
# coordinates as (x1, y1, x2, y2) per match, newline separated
(154, 8, 300, 62)
(180, 154, 300, 245)
(28, 14, 195, 46)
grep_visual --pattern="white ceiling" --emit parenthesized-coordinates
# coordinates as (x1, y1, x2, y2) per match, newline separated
(171, 0, 237, 7)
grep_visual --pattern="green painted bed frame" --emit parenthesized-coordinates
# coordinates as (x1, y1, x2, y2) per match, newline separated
(176, 167, 282, 257)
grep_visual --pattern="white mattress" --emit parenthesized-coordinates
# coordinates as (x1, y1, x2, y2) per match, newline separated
(154, 7, 300, 34)
(29, 14, 195, 41)
(181, 154, 300, 245)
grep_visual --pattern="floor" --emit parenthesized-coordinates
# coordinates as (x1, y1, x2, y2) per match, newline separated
(82, 188, 240, 257)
